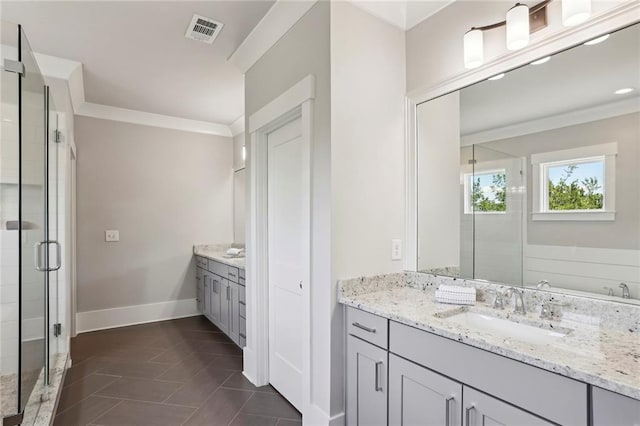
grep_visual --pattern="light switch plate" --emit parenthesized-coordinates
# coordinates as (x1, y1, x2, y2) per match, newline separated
(105, 230, 119, 242)
(391, 239, 402, 261)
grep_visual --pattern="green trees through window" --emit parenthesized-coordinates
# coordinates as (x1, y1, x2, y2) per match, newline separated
(471, 172, 506, 212)
(548, 163, 604, 211)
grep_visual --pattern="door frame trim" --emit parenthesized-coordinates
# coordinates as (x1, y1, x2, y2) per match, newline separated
(245, 75, 314, 414)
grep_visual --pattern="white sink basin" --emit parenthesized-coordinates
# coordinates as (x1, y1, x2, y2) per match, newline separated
(444, 311, 570, 346)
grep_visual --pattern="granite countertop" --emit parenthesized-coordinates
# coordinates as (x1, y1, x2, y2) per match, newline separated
(193, 244, 245, 269)
(338, 272, 640, 401)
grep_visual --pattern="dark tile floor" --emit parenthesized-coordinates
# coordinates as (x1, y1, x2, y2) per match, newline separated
(54, 316, 301, 426)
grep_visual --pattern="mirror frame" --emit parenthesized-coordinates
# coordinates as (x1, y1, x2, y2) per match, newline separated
(404, 4, 640, 302)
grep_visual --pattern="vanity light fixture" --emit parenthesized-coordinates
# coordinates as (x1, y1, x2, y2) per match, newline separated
(584, 34, 610, 45)
(562, 0, 591, 26)
(614, 88, 634, 95)
(530, 56, 551, 65)
(506, 4, 530, 51)
(464, 29, 484, 69)
(488, 73, 505, 81)
(463, 0, 592, 69)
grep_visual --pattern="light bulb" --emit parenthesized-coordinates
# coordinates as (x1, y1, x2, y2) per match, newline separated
(506, 4, 530, 51)
(464, 29, 484, 69)
(562, 0, 591, 26)
(584, 34, 609, 46)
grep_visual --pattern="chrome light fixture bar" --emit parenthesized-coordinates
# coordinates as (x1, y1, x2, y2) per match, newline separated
(463, 0, 593, 69)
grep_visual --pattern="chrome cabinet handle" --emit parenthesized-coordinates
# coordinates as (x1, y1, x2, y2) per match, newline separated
(465, 405, 475, 426)
(374, 361, 383, 392)
(352, 322, 376, 333)
(226, 285, 230, 301)
(445, 396, 455, 426)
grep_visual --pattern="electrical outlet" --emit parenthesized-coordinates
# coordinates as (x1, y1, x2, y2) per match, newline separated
(105, 230, 119, 242)
(391, 239, 402, 261)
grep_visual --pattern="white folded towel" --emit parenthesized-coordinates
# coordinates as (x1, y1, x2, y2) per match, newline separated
(435, 285, 476, 306)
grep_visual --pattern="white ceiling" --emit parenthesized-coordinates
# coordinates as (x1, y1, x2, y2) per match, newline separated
(1, 1, 274, 126)
(348, 0, 455, 30)
(460, 23, 640, 137)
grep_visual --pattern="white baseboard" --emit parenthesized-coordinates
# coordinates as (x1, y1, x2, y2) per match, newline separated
(76, 298, 199, 333)
(303, 403, 345, 426)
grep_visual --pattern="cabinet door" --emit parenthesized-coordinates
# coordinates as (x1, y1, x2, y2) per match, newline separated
(210, 274, 222, 326)
(228, 282, 240, 345)
(463, 388, 553, 426)
(389, 353, 462, 426)
(347, 336, 387, 426)
(218, 278, 230, 334)
(593, 387, 640, 426)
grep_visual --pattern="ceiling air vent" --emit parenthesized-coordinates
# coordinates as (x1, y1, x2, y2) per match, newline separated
(185, 14, 223, 44)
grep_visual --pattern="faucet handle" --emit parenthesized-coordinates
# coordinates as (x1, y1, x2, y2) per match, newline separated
(619, 283, 631, 299)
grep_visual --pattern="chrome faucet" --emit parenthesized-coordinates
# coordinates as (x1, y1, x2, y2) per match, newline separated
(603, 286, 615, 296)
(491, 290, 505, 310)
(503, 287, 526, 315)
(619, 283, 631, 299)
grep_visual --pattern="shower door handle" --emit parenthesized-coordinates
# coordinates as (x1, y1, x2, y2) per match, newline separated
(34, 240, 62, 271)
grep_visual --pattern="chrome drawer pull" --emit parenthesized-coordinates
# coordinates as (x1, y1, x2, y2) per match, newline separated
(352, 322, 376, 333)
(239, 301, 246, 306)
(445, 396, 455, 426)
(374, 361, 383, 392)
(465, 405, 476, 425)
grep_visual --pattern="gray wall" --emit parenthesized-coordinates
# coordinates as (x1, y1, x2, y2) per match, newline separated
(483, 112, 640, 250)
(75, 116, 233, 312)
(245, 1, 337, 418)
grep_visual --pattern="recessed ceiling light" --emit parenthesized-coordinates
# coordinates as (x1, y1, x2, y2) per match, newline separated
(488, 73, 505, 81)
(615, 88, 634, 95)
(584, 34, 610, 46)
(530, 56, 551, 65)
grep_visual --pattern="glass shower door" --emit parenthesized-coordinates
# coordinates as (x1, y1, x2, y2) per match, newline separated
(19, 25, 47, 413)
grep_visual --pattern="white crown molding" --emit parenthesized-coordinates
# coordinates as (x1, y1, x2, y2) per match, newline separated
(461, 96, 640, 145)
(20, 49, 234, 137)
(76, 102, 232, 136)
(229, 0, 318, 73)
(230, 115, 245, 136)
(347, 0, 455, 30)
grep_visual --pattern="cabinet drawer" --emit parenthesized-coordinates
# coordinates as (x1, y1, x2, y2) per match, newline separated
(196, 256, 208, 268)
(346, 307, 388, 349)
(390, 321, 587, 426)
(239, 268, 245, 279)
(228, 267, 240, 282)
(209, 260, 229, 278)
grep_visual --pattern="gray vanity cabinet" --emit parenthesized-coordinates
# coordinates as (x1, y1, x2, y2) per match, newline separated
(389, 354, 462, 426)
(347, 335, 388, 426)
(592, 387, 640, 426)
(463, 388, 553, 426)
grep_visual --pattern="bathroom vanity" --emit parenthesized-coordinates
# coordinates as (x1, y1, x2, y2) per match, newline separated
(339, 273, 640, 426)
(193, 245, 246, 347)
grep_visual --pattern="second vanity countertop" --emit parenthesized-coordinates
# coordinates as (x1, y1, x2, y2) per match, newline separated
(338, 272, 640, 401)
(194, 244, 245, 269)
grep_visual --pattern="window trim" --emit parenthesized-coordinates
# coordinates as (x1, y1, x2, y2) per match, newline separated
(531, 143, 617, 222)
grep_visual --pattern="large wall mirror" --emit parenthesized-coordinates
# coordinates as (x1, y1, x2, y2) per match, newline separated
(417, 23, 640, 304)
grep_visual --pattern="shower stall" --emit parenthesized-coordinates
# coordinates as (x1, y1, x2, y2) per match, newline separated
(1, 22, 67, 425)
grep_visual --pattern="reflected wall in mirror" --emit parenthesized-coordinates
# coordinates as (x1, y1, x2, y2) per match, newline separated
(417, 23, 640, 303)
